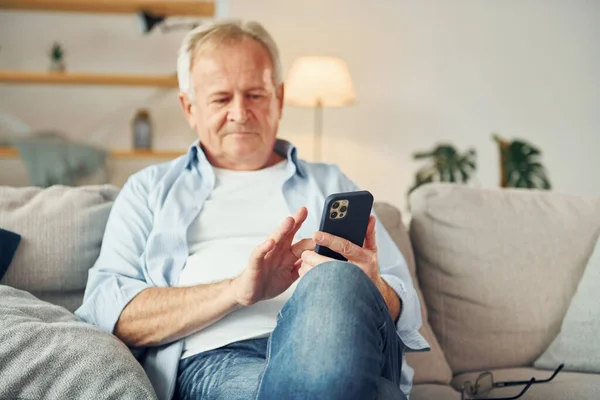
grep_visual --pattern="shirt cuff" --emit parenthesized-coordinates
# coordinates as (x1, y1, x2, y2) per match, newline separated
(381, 273, 430, 352)
(75, 274, 149, 338)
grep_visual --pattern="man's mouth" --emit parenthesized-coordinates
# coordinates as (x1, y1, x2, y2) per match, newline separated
(226, 132, 257, 136)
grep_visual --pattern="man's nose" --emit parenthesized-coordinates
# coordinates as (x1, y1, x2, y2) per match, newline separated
(228, 96, 249, 124)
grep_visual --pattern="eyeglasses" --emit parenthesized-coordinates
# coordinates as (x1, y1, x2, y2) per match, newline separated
(460, 363, 564, 400)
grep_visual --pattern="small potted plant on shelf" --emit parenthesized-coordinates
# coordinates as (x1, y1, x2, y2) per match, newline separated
(48, 42, 66, 72)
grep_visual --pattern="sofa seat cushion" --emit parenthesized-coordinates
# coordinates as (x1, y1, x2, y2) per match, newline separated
(410, 384, 460, 400)
(0, 285, 157, 400)
(451, 367, 600, 399)
(409, 183, 600, 373)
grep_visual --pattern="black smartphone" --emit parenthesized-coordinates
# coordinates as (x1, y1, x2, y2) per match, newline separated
(315, 190, 374, 261)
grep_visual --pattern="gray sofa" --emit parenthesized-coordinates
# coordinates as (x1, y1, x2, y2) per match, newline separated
(1, 183, 599, 399)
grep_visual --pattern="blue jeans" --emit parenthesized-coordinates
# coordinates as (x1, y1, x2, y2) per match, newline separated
(175, 261, 407, 400)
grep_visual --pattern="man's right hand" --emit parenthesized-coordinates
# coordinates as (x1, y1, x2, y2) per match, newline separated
(231, 207, 314, 307)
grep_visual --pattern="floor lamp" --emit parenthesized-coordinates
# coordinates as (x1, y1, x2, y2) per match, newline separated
(284, 56, 356, 162)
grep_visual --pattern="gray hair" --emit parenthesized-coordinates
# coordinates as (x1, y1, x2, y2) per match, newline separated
(177, 19, 282, 102)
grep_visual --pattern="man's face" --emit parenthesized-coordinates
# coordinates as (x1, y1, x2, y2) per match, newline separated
(179, 37, 284, 170)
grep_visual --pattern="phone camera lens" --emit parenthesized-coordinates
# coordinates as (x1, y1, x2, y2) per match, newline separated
(332, 202, 340, 209)
(330, 211, 338, 218)
(339, 205, 347, 213)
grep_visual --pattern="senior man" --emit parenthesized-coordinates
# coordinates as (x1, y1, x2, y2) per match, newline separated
(76, 20, 428, 400)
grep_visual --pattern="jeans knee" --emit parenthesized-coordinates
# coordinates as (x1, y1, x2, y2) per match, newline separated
(296, 260, 375, 299)
(285, 261, 384, 327)
(284, 364, 375, 398)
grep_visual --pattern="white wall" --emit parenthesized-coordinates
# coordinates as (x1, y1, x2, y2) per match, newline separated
(1, 0, 599, 213)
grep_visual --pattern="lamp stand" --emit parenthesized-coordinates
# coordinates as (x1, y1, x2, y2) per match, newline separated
(314, 100, 323, 162)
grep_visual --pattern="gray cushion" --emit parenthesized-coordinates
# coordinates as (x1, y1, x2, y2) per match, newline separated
(0, 185, 118, 307)
(29, 289, 86, 314)
(535, 234, 600, 373)
(409, 183, 600, 373)
(374, 202, 452, 385)
(0, 285, 157, 400)
(451, 367, 600, 399)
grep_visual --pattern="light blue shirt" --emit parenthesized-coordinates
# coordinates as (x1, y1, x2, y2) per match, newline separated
(75, 139, 429, 400)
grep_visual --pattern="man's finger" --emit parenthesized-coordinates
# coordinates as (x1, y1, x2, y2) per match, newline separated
(270, 215, 295, 244)
(301, 250, 333, 267)
(249, 239, 275, 266)
(298, 263, 311, 278)
(289, 259, 302, 281)
(298, 258, 317, 278)
(291, 238, 315, 258)
(293, 258, 303, 271)
(285, 207, 308, 242)
(313, 231, 369, 263)
(363, 215, 378, 251)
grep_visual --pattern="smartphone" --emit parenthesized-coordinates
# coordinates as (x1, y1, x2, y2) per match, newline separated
(315, 190, 374, 261)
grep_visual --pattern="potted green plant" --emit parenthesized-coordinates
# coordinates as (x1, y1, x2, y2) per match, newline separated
(493, 134, 551, 189)
(49, 42, 66, 72)
(408, 134, 551, 197)
(408, 144, 477, 195)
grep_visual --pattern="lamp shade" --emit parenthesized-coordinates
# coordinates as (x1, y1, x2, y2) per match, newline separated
(285, 56, 356, 107)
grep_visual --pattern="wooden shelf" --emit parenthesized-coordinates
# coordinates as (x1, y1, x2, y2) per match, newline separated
(0, 146, 184, 159)
(0, 70, 179, 88)
(0, 147, 18, 157)
(110, 149, 185, 159)
(0, 0, 215, 17)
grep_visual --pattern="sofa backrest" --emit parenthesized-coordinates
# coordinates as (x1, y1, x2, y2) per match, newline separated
(0, 185, 119, 312)
(374, 202, 453, 385)
(409, 183, 600, 374)
(0, 184, 454, 385)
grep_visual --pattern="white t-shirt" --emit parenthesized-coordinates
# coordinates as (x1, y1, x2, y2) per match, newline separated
(178, 159, 300, 359)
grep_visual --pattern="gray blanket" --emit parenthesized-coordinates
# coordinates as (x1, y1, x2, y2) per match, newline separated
(0, 286, 157, 400)
(10, 133, 107, 188)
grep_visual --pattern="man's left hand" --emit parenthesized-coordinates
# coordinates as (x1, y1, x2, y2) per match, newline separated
(299, 215, 383, 287)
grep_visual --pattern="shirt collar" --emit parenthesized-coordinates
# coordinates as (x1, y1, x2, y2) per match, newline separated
(185, 138, 307, 178)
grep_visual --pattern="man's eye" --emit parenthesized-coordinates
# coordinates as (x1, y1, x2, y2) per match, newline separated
(249, 94, 263, 100)
(214, 98, 229, 104)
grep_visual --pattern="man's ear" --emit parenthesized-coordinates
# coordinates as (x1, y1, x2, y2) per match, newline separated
(178, 91, 196, 129)
(276, 83, 285, 118)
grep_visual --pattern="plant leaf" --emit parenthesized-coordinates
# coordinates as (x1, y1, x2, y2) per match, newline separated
(413, 151, 436, 159)
(459, 167, 470, 183)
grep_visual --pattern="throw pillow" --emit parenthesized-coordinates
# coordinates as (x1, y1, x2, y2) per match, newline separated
(0, 285, 157, 400)
(0, 185, 118, 312)
(409, 183, 600, 373)
(534, 233, 600, 373)
(0, 228, 21, 280)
